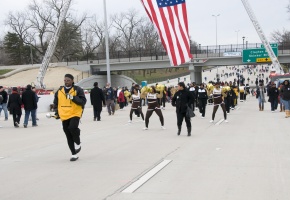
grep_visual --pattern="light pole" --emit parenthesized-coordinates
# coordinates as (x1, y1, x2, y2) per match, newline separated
(242, 36, 245, 49)
(85, 46, 89, 64)
(235, 30, 240, 48)
(199, 44, 201, 54)
(103, 0, 111, 83)
(212, 14, 220, 52)
(139, 42, 141, 61)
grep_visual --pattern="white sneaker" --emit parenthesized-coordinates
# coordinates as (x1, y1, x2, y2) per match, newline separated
(161, 126, 166, 130)
(209, 120, 214, 123)
(200, 113, 202, 116)
(143, 127, 148, 130)
(224, 120, 228, 123)
(74, 143, 81, 150)
(128, 120, 132, 123)
(271, 111, 274, 113)
(143, 120, 145, 123)
(201, 117, 205, 119)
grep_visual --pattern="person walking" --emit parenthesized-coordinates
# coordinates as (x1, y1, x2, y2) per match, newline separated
(128, 88, 145, 123)
(90, 82, 105, 121)
(210, 82, 228, 123)
(22, 85, 38, 128)
(143, 86, 165, 130)
(256, 82, 266, 111)
(117, 88, 125, 110)
(172, 82, 194, 136)
(105, 83, 115, 115)
(197, 83, 208, 118)
(280, 80, 290, 118)
(54, 74, 87, 161)
(268, 83, 279, 112)
(0, 86, 9, 121)
(7, 87, 22, 128)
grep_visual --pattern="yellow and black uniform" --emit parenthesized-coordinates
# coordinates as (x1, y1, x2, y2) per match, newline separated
(54, 85, 87, 156)
(211, 87, 227, 121)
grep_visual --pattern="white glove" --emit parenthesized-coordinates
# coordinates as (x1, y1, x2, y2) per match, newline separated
(67, 94, 74, 100)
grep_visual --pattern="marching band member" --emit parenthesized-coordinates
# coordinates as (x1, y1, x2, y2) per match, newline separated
(128, 88, 144, 123)
(210, 82, 228, 123)
(197, 83, 208, 118)
(143, 86, 165, 130)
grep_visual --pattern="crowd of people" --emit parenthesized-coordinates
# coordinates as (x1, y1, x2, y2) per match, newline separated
(1, 64, 289, 162)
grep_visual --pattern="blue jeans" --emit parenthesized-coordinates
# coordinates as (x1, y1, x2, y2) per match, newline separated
(0, 103, 8, 119)
(271, 98, 278, 111)
(283, 99, 290, 110)
(24, 109, 37, 126)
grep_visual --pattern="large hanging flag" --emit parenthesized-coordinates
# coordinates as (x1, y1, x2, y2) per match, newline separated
(141, 0, 192, 66)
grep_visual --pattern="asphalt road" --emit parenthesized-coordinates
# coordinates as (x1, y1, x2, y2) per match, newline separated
(1, 94, 289, 200)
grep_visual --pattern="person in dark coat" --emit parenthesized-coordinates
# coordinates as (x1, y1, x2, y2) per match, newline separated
(90, 82, 106, 121)
(22, 84, 38, 128)
(171, 82, 194, 136)
(0, 86, 9, 120)
(7, 87, 22, 127)
(90, 82, 105, 121)
(268, 83, 279, 112)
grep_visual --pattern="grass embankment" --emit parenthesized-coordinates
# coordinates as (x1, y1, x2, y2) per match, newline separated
(119, 67, 190, 84)
(0, 69, 14, 75)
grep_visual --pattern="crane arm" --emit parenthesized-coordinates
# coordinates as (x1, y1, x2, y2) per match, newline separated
(36, 0, 72, 88)
(241, 0, 283, 74)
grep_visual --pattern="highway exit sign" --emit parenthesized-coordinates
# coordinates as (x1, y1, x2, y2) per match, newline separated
(256, 58, 271, 62)
(242, 47, 278, 63)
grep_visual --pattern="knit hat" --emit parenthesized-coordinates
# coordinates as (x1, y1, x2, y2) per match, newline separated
(65, 74, 74, 80)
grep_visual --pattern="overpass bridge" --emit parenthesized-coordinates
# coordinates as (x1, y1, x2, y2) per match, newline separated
(86, 42, 290, 84)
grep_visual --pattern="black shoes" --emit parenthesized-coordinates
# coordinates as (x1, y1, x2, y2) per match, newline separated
(70, 156, 79, 162)
(187, 127, 192, 137)
(177, 129, 181, 136)
(24, 124, 27, 128)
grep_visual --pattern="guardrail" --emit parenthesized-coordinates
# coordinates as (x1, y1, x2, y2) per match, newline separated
(62, 42, 290, 66)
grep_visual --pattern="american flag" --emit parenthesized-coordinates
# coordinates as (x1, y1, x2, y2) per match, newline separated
(141, 0, 192, 66)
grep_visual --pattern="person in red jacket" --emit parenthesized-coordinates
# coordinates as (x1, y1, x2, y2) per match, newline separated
(118, 88, 125, 110)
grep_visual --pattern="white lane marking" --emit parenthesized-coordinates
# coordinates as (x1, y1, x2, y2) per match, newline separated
(215, 119, 224, 125)
(122, 159, 172, 193)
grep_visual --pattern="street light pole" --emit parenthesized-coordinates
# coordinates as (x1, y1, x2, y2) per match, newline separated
(242, 36, 245, 49)
(139, 42, 141, 61)
(212, 14, 220, 52)
(103, 0, 111, 83)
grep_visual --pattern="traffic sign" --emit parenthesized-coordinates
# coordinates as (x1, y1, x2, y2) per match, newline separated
(256, 58, 271, 62)
(242, 47, 278, 63)
(261, 43, 278, 48)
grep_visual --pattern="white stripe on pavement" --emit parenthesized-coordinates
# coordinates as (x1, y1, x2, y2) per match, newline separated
(122, 159, 172, 193)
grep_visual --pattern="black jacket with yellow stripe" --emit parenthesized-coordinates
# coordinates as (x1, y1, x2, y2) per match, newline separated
(53, 85, 87, 121)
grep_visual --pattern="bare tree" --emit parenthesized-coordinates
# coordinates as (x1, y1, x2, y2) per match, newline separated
(5, 0, 87, 62)
(271, 29, 290, 43)
(111, 9, 145, 52)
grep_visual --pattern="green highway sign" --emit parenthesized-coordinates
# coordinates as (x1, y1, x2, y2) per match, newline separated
(261, 43, 278, 48)
(242, 47, 278, 63)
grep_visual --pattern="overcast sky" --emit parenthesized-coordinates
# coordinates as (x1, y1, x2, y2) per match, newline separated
(0, 0, 289, 46)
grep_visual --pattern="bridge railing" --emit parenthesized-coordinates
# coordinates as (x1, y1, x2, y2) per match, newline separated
(63, 42, 290, 66)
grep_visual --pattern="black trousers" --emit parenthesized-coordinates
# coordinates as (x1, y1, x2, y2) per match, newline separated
(62, 117, 81, 155)
(12, 112, 21, 126)
(145, 109, 164, 128)
(176, 112, 191, 128)
(224, 97, 231, 113)
(198, 99, 207, 117)
(93, 106, 101, 120)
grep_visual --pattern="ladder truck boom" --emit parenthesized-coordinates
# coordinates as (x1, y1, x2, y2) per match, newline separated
(241, 0, 283, 74)
(36, 0, 72, 88)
